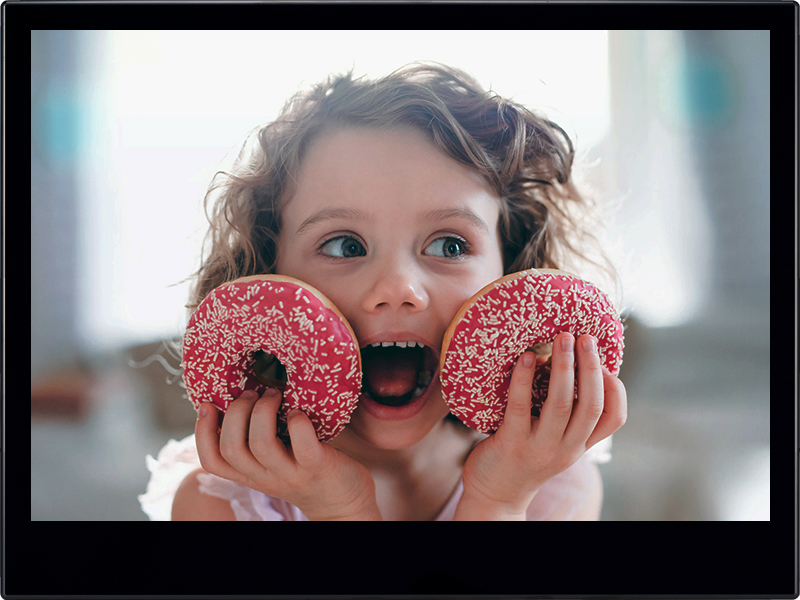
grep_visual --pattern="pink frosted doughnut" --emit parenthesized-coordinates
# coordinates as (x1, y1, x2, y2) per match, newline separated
(181, 275, 362, 442)
(440, 269, 624, 434)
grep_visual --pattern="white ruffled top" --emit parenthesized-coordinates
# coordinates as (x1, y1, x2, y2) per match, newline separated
(139, 433, 610, 521)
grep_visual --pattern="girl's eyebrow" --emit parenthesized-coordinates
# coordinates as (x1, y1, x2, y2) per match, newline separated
(295, 208, 374, 235)
(295, 207, 489, 236)
(422, 208, 490, 235)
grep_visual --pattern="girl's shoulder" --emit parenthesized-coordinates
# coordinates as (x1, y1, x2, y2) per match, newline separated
(172, 468, 236, 520)
(526, 455, 603, 520)
(139, 434, 205, 521)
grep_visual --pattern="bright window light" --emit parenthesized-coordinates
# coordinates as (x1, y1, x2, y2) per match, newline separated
(604, 30, 712, 328)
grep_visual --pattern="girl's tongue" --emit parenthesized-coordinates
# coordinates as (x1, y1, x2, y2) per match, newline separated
(362, 345, 421, 399)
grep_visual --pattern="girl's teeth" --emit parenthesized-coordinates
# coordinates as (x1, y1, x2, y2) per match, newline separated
(369, 341, 423, 348)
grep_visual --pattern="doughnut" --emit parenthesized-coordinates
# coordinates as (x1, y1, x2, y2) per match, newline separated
(440, 268, 624, 434)
(181, 274, 362, 442)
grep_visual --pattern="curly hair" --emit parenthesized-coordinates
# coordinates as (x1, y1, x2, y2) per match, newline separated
(189, 62, 618, 312)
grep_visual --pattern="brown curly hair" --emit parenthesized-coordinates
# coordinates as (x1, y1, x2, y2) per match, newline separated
(189, 62, 618, 313)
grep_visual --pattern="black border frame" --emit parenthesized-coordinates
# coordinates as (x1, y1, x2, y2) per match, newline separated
(9, 2, 798, 598)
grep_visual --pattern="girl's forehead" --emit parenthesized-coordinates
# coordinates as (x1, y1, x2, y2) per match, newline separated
(284, 126, 498, 222)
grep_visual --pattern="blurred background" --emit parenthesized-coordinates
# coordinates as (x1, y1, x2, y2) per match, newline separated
(31, 30, 770, 520)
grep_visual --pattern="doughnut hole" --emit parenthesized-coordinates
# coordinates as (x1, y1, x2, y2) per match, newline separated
(526, 339, 582, 418)
(527, 341, 553, 366)
(252, 350, 287, 392)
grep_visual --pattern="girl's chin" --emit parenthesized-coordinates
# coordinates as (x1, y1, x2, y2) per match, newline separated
(338, 390, 450, 451)
(358, 422, 438, 450)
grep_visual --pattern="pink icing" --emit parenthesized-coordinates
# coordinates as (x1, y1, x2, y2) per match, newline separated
(440, 270, 624, 434)
(181, 277, 362, 442)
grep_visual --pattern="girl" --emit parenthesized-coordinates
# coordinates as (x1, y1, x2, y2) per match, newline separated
(139, 62, 627, 521)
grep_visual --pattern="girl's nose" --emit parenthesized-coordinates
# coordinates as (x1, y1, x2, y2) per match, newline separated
(361, 260, 429, 314)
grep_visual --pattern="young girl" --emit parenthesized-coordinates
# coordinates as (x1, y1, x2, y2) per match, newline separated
(139, 62, 627, 521)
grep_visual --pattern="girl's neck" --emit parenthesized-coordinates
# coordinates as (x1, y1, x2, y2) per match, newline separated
(332, 419, 481, 520)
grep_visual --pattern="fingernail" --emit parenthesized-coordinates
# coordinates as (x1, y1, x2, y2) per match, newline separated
(522, 353, 534, 368)
(198, 403, 208, 418)
(239, 390, 258, 401)
(582, 336, 597, 353)
(263, 387, 279, 397)
(561, 333, 574, 352)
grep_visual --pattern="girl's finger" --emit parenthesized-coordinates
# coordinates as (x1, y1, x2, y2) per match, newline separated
(536, 332, 575, 447)
(562, 335, 605, 448)
(286, 409, 324, 468)
(217, 391, 263, 474)
(194, 401, 245, 484)
(585, 368, 628, 451)
(249, 388, 293, 468)
(500, 351, 536, 438)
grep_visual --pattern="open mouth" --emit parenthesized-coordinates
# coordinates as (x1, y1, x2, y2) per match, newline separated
(360, 342, 438, 408)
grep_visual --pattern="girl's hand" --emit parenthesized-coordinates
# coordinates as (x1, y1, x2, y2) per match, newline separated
(195, 388, 382, 521)
(454, 332, 627, 520)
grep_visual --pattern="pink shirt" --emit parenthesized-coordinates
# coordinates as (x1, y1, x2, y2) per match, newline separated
(139, 433, 611, 521)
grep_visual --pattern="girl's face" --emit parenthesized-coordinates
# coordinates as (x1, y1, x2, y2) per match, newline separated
(276, 127, 504, 450)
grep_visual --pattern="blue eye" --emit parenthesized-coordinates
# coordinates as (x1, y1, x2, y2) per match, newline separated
(425, 236, 469, 259)
(319, 236, 366, 258)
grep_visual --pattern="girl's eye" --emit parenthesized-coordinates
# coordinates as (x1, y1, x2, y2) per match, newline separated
(319, 236, 366, 258)
(425, 236, 469, 259)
